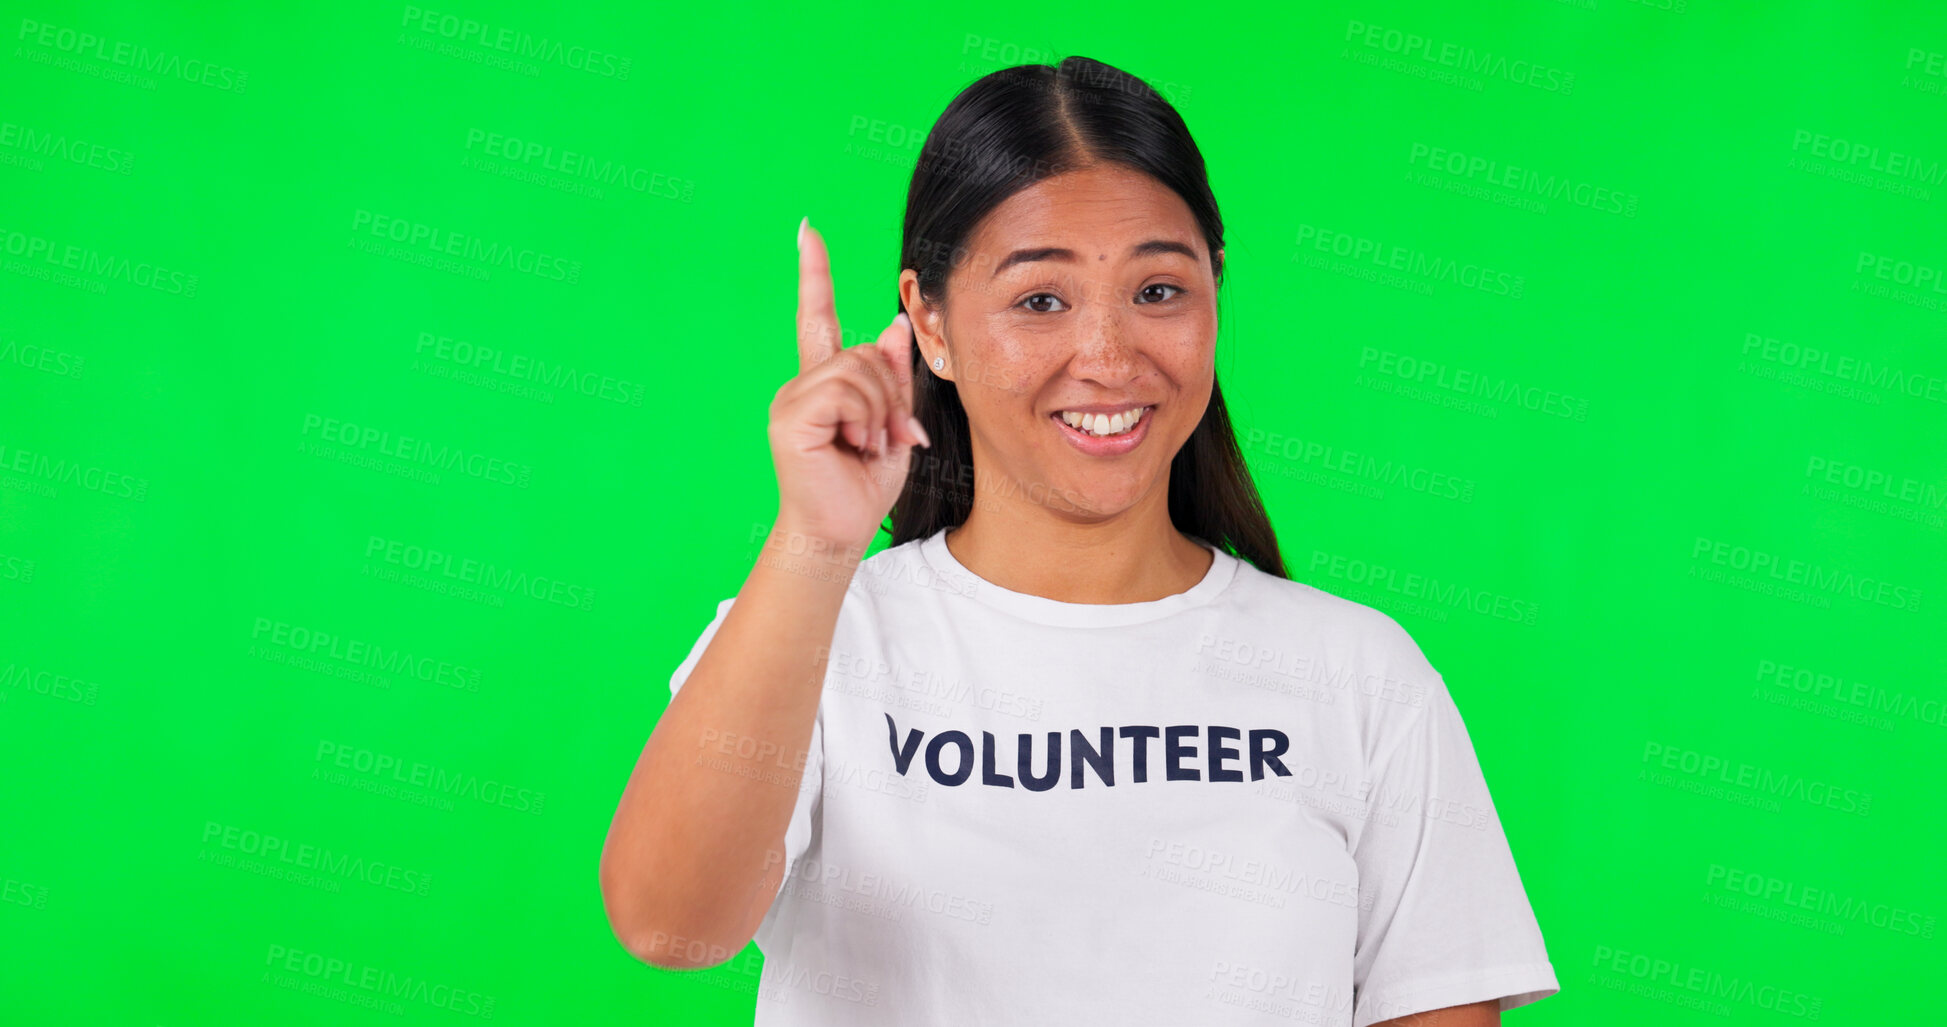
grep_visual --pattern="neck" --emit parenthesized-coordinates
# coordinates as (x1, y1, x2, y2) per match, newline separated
(944, 475, 1212, 605)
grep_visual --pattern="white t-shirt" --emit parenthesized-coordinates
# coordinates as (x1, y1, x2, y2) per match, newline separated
(667, 527, 1558, 1026)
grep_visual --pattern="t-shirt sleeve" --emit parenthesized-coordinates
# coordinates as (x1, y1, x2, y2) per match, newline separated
(668, 596, 824, 899)
(1349, 672, 1559, 1026)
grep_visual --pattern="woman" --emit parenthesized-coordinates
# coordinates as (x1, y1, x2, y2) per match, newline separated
(601, 56, 1559, 1027)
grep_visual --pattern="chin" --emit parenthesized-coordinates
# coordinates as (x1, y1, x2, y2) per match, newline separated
(1043, 475, 1157, 518)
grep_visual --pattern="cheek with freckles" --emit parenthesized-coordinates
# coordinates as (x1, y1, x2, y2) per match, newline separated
(960, 335, 1046, 399)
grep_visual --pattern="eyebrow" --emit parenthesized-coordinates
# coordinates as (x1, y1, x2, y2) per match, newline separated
(991, 239, 1199, 278)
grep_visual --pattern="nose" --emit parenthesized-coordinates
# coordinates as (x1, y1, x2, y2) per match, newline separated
(1064, 300, 1144, 388)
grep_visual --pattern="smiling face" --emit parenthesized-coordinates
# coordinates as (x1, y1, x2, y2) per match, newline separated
(901, 163, 1222, 523)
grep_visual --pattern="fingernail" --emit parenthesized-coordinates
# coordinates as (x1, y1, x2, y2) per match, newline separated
(797, 216, 807, 250)
(907, 414, 931, 448)
(876, 427, 887, 454)
(894, 311, 910, 331)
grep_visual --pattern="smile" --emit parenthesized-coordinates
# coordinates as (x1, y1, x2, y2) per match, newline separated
(1050, 405, 1154, 455)
(1055, 406, 1150, 436)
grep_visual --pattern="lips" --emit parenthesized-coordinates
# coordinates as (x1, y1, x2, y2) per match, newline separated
(1055, 405, 1151, 437)
(1050, 406, 1153, 455)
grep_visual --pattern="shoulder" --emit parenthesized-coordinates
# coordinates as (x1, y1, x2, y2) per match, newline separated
(1232, 558, 1437, 665)
(858, 533, 929, 578)
(1222, 557, 1450, 718)
(849, 534, 936, 595)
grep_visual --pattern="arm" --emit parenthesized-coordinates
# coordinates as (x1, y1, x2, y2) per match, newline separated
(598, 520, 856, 970)
(1349, 628, 1559, 1024)
(1373, 999, 1499, 1026)
(600, 216, 922, 971)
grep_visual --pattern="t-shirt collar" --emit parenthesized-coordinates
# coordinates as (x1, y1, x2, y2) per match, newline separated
(915, 527, 1240, 627)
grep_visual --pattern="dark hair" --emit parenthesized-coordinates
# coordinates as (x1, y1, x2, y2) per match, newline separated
(886, 55, 1287, 580)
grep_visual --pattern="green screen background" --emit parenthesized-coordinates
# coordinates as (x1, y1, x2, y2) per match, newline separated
(4, 1, 1942, 1023)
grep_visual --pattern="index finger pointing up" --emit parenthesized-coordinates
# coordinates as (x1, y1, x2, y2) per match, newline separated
(796, 217, 841, 371)
(885, 308, 915, 415)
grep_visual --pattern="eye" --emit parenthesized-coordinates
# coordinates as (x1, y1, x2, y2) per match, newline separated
(1137, 283, 1183, 304)
(1020, 292, 1067, 313)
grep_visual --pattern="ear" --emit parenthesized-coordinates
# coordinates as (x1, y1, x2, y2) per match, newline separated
(899, 269, 953, 381)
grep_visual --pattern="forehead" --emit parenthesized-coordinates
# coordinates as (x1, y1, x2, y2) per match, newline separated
(969, 165, 1199, 247)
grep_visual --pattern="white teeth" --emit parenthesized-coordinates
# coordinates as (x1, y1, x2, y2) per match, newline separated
(1058, 406, 1148, 437)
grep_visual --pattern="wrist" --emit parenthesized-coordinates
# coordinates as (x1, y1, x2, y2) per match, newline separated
(764, 517, 874, 567)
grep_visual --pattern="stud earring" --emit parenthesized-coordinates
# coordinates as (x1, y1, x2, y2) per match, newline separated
(932, 356, 944, 371)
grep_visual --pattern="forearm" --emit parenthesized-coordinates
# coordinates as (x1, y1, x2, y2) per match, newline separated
(600, 520, 861, 967)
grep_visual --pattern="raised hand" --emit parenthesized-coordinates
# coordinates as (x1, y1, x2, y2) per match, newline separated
(767, 217, 931, 554)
